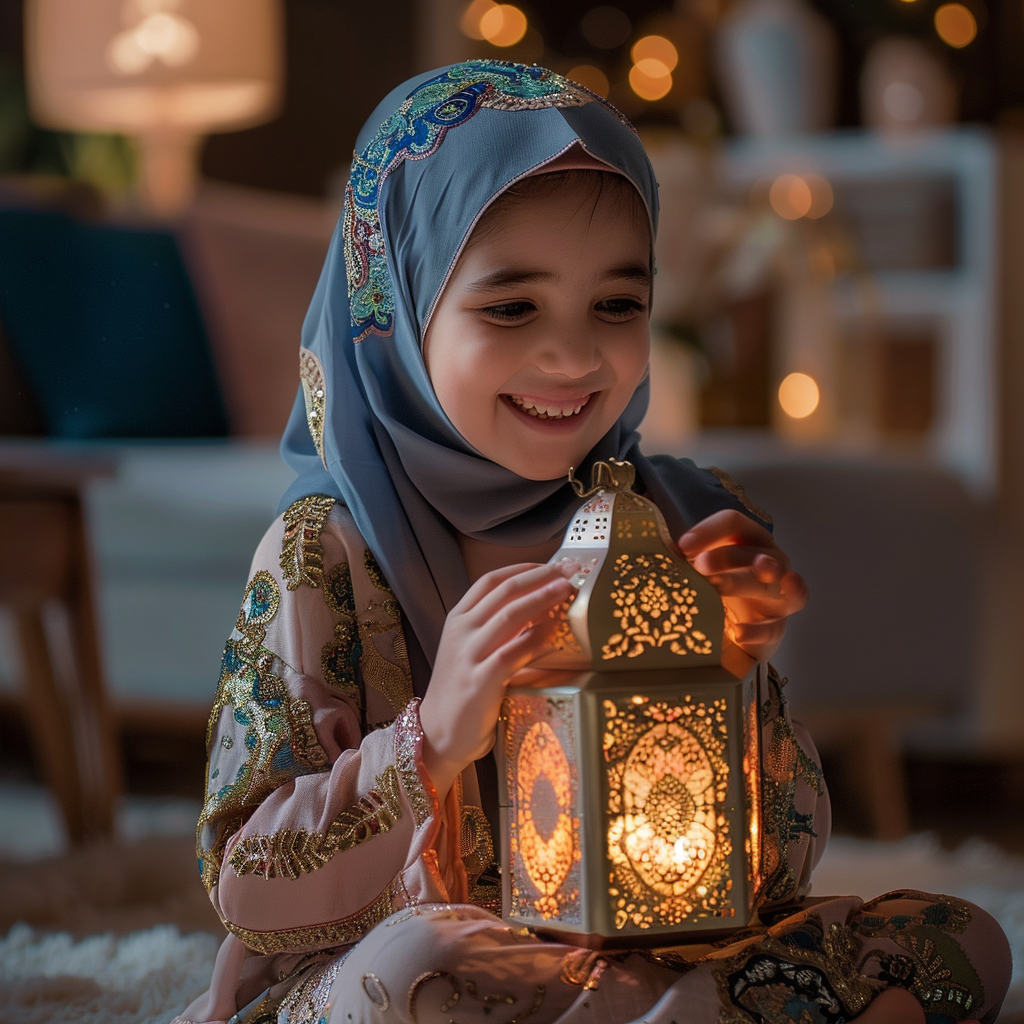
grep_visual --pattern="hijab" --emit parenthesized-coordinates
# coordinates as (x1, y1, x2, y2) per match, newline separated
(279, 60, 762, 690)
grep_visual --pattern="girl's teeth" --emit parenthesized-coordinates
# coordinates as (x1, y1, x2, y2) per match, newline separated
(508, 395, 589, 420)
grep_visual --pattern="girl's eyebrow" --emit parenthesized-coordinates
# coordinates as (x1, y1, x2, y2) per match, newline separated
(467, 262, 651, 292)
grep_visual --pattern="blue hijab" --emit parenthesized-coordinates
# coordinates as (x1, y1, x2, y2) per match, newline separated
(279, 60, 761, 687)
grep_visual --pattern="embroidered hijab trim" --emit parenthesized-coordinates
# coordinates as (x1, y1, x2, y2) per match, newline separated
(343, 61, 598, 343)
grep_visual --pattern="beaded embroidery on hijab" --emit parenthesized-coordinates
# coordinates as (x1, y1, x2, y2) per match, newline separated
(279, 60, 762, 689)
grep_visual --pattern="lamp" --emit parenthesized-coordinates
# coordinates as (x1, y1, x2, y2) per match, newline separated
(497, 460, 762, 947)
(25, 0, 284, 217)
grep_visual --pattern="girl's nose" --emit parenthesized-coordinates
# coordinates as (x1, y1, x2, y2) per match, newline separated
(533, 326, 601, 378)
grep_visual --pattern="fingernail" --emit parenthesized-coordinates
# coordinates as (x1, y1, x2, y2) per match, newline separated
(553, 556, 597, 589)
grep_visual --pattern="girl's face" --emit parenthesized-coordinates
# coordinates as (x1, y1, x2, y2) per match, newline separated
(423, 174, 652, 482)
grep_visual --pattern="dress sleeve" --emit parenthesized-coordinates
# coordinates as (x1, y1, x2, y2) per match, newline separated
(756, 664, 831, 911)
(196, 499, 466, 957)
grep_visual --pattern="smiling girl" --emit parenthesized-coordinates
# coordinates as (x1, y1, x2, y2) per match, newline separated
(175, 62, 1008, 1024)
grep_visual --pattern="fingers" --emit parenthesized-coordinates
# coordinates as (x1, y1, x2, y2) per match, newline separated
(474, 574, 573, 653)
(465, 562, 573, 628)
(692, 546, 789, 581)
(454, 561, 547, 612)
(679, 509, 774, 559)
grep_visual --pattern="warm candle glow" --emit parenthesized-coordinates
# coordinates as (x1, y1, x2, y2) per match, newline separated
(567, 65, 610, 99)
(778, 372, 821, 419)
(934, 3, 977, 47)
(631, 35, 679, 72)
(479, 4, 528, 47)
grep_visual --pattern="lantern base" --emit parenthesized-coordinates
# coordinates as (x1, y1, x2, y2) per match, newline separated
(525, 914, 765, 951)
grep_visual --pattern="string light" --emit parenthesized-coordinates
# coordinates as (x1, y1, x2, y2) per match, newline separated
(934, 3, 977, 47)
(778, 373, 820, 419)
(480, 4, 528, 47)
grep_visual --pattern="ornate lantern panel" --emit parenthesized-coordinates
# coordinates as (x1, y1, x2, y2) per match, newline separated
(497, 462, 762, 947)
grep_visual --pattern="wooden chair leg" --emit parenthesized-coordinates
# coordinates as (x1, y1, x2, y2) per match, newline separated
(65, 498, 121, 837)
(14, 607, 88, 844)
(850, 718, 911, 841)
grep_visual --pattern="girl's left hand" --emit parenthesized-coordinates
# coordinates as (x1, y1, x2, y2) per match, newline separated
(678, 509, 808, 663)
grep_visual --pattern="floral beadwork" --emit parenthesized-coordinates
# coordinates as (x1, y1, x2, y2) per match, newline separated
(322, 561, 362, 706)
(299, 347, 327, 468)
(344, 60, 595, 343)
(227, 764, 403, 879)
(757, 666, 824, 904)
(280, 495, 337, 591)
(198, 571, 330, 893)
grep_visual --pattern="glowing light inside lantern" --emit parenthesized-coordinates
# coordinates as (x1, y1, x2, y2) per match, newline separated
(778, 372, 821, 419)
(934, 3, 977, 47)
(480, 3, 528, 46)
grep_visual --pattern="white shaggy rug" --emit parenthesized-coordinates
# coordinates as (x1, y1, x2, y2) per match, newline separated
(2, 833, 1024, 1023)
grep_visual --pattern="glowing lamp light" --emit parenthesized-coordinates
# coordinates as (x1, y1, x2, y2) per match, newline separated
(25, 0, 283, 217)
(768, 173, 833, 220)
(778, 372, 820, 419)
(567, 65, 610, 99)
(479, 4, 528, 47)
(498, 460, 762, 946)
(631, 35, 679, 72)
(460, 0, 497, 40)
(934, 3, 978, 47)
(629, 61, 673, 102)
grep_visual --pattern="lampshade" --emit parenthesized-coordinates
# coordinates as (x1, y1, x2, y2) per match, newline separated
(497, 461, 762, 948)
(25, 0, 284, 216)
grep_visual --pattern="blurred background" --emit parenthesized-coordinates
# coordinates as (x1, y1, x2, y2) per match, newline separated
(2, 0, 1024, 862)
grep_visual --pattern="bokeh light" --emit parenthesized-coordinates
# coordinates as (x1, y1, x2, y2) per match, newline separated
(768, 173, 833, 220)
(480, 4, 528, 46)
(459, 0, 496, 41)
(580, 5, 632, 49)
(778, 373, 820, 419)
(629, 60, 673, 101)
(934, 3, 977, 47)
(567, 64, 610, 98)
(631, 35, 679, 72)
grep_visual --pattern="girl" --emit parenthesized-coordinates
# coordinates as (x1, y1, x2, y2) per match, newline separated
(176, 61, 1009, 1024)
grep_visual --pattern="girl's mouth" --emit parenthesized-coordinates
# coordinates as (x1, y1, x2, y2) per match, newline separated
(503, 393, 593, 421)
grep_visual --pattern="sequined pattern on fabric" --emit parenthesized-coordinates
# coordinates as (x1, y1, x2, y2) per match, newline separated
(280, 495, 337, 591)
(395, 699, 435, 828)
(344, 60, 594, 343)
(227, 764, 403, 879)
(197, 571, 329, 893)
(757, 666, 824, 905)
(299, 347, 328, 469)
(225, 880, 401, 955)
(321, 561, 362, 706)
(407, 970, 546, 1024)
(276, 952, 351, 1024)
(853, 891, 983, 1022)
(360, 550, 414, 718)
(716, 913, 880, 1024)
(460, 803, 495, 883)
(709, 467, 773, 527)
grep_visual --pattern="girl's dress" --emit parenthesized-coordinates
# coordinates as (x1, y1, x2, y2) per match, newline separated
(173, 61, 1010, 1024)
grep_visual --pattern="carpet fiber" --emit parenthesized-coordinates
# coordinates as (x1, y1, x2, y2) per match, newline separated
(2, 833, 1023, 1023)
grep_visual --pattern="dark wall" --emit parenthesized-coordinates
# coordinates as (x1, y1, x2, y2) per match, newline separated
(201, 0, 415, 196)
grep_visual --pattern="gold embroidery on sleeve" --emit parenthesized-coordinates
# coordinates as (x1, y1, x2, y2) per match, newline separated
(225, 881, 401, 954)
(321, 562, 362, 705)
(280, 495, 337, 591)
(460, 804, 495, 882)
(228, 764, 403, 879)
(360, 550, 414, 715)
(300, 347, 328, 469)
(395, 700, 434, 828)
(289, 699, 330, 771)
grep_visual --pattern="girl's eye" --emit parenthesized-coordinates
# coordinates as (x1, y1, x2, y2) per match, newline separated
(482, 301, 536, 322)
(596, 297, 646, 318)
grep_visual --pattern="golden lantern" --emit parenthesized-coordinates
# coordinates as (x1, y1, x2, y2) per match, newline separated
(497, 460, 762, 947)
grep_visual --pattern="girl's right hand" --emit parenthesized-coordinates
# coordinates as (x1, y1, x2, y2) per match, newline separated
(418, 561, 575, 801)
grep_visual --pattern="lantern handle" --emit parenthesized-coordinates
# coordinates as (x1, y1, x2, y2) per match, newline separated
(567, 460, 637, 498)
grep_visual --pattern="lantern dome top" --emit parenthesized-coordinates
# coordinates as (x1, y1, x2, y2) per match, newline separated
(537, 461, 728, 673)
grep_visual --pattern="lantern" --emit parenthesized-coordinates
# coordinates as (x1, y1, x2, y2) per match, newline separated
(497, 460, 762, 948)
